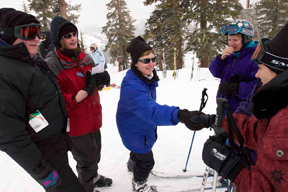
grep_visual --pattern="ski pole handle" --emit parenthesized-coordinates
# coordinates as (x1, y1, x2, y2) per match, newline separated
(212, 98, 228, 144)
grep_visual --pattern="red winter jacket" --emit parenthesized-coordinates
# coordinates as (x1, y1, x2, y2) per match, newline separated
(46, 49, 102, 137)
(222, 109, 288, 192)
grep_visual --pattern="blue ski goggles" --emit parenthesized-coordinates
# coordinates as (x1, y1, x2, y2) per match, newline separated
(221, 24, 254, 36)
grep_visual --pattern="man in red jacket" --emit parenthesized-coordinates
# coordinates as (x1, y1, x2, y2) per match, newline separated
(191, 23, 288, 191)
(45, 16, 111, 192)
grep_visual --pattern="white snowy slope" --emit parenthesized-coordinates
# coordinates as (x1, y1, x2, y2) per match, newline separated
(0, 52, 228, 192)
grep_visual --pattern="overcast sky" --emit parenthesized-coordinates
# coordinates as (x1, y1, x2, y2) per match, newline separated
(2, 0, 259, 35)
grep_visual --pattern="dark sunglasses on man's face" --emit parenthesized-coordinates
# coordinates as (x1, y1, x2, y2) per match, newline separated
(62, 32, 78, 39)
(138, 56, 157, 64)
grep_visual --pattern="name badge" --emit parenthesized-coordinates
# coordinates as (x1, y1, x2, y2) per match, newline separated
(29, 110, 49, 133)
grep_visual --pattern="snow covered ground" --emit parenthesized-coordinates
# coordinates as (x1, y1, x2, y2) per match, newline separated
(0, 52, 228, 192)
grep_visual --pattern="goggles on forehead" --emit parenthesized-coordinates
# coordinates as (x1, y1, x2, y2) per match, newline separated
(0, 23, 41, 40)
(251, 38, 288, 71)
(138, 56, 157, 64)
(221, 24, 254, 36)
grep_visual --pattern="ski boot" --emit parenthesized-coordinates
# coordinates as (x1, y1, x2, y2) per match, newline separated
(132, 178, 157, 192)
(93, 174, 113, 187)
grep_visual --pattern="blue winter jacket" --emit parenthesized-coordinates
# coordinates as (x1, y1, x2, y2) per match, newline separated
(116, 69, 179, 153)
(209, 42, 259, 113)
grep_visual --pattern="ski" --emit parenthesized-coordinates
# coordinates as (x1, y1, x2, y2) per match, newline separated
(177, 185, 227, 192)
(151, 170, 213, 179)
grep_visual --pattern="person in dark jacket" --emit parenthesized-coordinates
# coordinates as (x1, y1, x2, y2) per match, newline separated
(192, 23, 288, 192)
(45, 16, 112, 192)
(209, 19, 259, 114)
(116, 36, 210, 192)
(0, 8, 86, 192)
(38, 31, 54, 59)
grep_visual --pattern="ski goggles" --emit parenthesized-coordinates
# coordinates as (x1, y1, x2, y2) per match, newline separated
(62, 32, 78, 39)
(40, 33, 46, 40)
(221, 24, 254, 36)
(251, 38, 288, 71)
(0, 24, 41, 40)
(138, 56, 157, 64)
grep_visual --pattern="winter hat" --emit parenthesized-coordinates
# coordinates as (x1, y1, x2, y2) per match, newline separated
(126, 36, 152, 66)
(59, 24, 77, 39)
(0, 8, 40, 44)
(256, 23, 288, 74)
(50, 16, 78, 48)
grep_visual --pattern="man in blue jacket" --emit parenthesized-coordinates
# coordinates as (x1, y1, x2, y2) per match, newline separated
(116, 36, 210, 192)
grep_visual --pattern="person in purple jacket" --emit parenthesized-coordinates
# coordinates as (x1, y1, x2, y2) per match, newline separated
(209, 19, 259, 114)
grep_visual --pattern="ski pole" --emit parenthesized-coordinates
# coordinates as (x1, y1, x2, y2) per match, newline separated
(200, 98, 228, 192)
(183, 88, 208, 172)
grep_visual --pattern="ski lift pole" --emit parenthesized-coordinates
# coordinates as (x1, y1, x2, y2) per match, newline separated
(183, 88, 208, 172)
(174, 48, 176, 79)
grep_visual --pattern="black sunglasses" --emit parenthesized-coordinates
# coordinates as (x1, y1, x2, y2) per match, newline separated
(138, 56, 157, 64)
(62, 32, 78, 39)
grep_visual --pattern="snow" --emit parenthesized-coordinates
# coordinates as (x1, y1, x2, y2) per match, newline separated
(0, 52, 228, 192)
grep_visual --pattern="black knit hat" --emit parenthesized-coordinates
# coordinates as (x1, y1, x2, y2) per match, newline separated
(50, 16, 78, 48)
(0, 8, 40, 45)
(126, 36, 152, 66)
(259, 23, 288, 74)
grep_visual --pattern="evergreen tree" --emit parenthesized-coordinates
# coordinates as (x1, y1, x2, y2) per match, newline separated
(144, 0, 185, 70)
(23, 2, 29, 13)
(80, 31, 85, 51)
(254, 0, 288, 39)
(102, 0, 136, 71)
(184, 0, 242, 68)
(28, 0, 81, 31)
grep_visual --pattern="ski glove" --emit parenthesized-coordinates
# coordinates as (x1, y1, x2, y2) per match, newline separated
(178, 109, 210, 131)
(202, 136, 245, 182)
(83, 71, 97, 96)
(190, 114, 215, 128)
(218, 81, 239, 96)
(230, 74, 244, 83)
(94, 71, 111, 87)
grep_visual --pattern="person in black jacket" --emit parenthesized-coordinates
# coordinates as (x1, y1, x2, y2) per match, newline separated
(0, 8, 86, 192)
(38, 31, 54, 59)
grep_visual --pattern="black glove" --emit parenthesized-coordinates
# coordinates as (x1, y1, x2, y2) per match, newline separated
(94, 71, 110, 87)
(202, 136, 245, 182)
(230, 74, 244, 83)
(83, 70, 97, 96)
(190, 114, 216, 127)
(218, 81, 238, 96)
(178, 109, 210, 131)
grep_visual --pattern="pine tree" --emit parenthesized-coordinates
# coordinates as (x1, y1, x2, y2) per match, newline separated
(102, 0, 136, 71)
(23, 2, 29, 13)
(185, 0, 242, 68)
(80, 31, 85, 51)
(254, 0, 288, 39)
(28, 0, 81, 31)
(144, 0, 185, 70)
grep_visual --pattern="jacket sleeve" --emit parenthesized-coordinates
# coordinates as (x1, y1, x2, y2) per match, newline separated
(222, 113, 268, 150)
(237, 62, 259, 100)
(209, 55, 228, 78)
(0, 79, 52, 179)
(121, 81, 179, 126)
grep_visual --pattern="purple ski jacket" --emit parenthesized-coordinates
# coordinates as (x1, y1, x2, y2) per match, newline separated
(209, 43, 259, 113)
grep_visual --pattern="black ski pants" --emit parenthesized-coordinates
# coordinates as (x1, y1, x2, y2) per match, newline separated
(130, 150, 155, 182)
(71, 130, 102, 192)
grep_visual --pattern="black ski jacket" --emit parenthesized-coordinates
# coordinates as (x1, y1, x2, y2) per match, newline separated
(0, 38, 69, 178)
